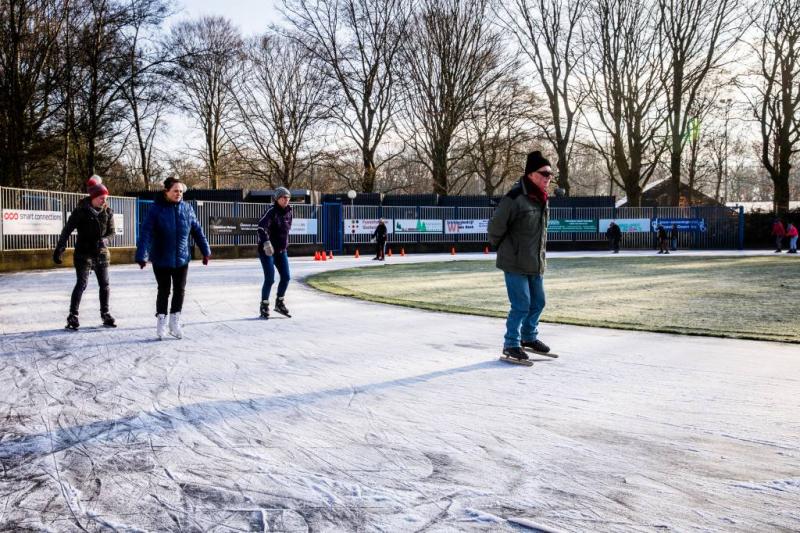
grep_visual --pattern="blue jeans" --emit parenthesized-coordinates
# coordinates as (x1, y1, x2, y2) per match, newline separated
(259, 250, 291, 301)
(790, 236, 798, 251)
(503, 272, 546, 348)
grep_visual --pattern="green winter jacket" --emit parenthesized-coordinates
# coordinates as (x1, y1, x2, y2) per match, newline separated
(488, 179, 549, 275)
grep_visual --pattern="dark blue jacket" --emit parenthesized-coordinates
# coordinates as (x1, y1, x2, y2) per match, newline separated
(135, 194, 211, 268)
(257, 204, 293, 253)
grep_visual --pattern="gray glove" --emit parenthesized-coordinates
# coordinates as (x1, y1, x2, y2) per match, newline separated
(262, 241, 274, 256)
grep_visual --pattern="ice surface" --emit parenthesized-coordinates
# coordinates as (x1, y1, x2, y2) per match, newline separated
(1, 252, 798, 531)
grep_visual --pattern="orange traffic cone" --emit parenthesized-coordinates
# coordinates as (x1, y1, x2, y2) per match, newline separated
(328, 251, 334, 260)
(314, 251, 320, 261)
(484, 246, 489, 254)
(354, 249, 360, 258)
(387, 248, 393, 257)
(321, 251, 327, 261)
(401, 248, 406, 256)
(451, 247, 456, 255)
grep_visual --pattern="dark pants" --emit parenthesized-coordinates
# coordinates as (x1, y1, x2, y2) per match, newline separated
(259, 250, 290, 301)
(70, 253, 110, 315)
(153, 265, 189, 315)
(375, 240, 386, 259)
(775, 236, 783, 251)
(609, 237, 620, 252)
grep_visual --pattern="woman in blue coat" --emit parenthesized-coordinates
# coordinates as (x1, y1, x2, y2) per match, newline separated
(257, 187, 293, 319)
(135, 177, 211, 339)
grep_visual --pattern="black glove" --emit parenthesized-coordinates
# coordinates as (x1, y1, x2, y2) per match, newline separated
(53, 248, 64, 264)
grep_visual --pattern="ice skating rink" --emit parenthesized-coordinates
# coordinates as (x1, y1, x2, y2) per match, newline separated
(1, 253, 798, 531)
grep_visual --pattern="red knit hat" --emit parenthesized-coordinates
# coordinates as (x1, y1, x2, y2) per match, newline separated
(86, 175, 109, 199)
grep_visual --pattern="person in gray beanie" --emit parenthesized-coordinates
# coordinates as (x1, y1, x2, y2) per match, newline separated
(257, 187, 294, 319)
(488, 150, 556, 365)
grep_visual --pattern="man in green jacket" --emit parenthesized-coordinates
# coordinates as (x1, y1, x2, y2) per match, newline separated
(488, 151, 553, 362)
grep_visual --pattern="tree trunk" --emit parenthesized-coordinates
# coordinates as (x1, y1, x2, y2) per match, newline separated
(556, 151, 570, 196)
(431, 146, 448, 195)
(361, 151, 376, 193)
(772, 173, 790, 214)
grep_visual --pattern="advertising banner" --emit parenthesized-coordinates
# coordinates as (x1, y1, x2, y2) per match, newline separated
(113, 213, 124, 236)
(394, 219, 444, 233)
(2, 209, 63, 235)
(599, 218, 651, 233)
(548, 219, 598, 233)
(344, 219, 394, 235)
(210, 216, 317, 235)
(651, 218, 706, 232)
(444, 219, 489, 234)
(289, 218, 317, 235)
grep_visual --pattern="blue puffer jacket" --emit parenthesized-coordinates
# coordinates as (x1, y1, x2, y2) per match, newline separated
(135, 194, 211, 268)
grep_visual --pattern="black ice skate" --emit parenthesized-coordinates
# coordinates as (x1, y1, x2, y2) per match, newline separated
(521, 339, 558, 358)
(260, 300, 270, 319)
(101, 312, 117, 328)
(274, 298, 291, 318)
(499, 346, 532, 366)
(65, 313, 80, 330)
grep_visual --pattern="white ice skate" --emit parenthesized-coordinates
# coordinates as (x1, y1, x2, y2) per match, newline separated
(169, 312, 183, 339)
(156, 314, 168, 340)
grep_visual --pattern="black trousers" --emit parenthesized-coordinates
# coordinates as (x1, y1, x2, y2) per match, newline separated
(609, 237, 620, 252)
(153, 265, 189, 315)
(70, 253, 110, 315)
(375, 240, 386, 259)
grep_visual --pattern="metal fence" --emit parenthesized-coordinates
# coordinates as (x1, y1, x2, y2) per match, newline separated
(0, 185, 743, 253)
(1, 186, 137, 251)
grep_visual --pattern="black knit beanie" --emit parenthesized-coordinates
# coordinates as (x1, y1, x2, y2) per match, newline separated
(524, 151, 551, 175)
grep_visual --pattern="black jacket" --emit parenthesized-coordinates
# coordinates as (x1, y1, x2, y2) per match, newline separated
(372, 222, 388, 242)
(55, 197, 115, 257)
(606, 224, 622, 240)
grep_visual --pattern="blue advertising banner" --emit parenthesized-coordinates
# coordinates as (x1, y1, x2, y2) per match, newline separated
(651, 218, 706, 232)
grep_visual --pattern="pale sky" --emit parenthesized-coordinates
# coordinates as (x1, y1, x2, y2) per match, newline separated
(171, 0, 284, 36)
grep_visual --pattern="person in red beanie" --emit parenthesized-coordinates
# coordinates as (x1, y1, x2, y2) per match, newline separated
(54, 175, 116, 330)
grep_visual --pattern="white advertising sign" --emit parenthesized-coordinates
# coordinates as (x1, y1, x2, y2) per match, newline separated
(2, 209, 63, 235)
(289, 218, 318, 235)
(445, 219, 489, 234)
(344, 219, 394, 234)
(394, 219, 443, 233)
(113, 213, 124, 236)
(599, 218, 651, 233)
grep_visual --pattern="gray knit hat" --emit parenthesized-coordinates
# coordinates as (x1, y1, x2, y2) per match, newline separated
(273, 187, 291, 200)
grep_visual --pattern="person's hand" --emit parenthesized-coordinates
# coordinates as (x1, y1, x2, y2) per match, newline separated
(202, 256, 209, 265)
(53, 249, 64, 264)
(263, 242, 274, 256)
(137, 260, 147, 269)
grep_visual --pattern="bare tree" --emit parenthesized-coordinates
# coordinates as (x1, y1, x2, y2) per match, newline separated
(64, 0, 139, 181)
(282, 0, 412, 192)
(750, 0, 800, 214)
(463, 78, 541, 195)
(657, 0, 746, 204)
(167, 16, 241, 189)
(583, 0, 668, 206)
(119, 0, 171, 188)
(402, 0, 507, 195)
(497, 0, 588, 196)
(0, 0, 68, 187)
(231, 33, 332, 189)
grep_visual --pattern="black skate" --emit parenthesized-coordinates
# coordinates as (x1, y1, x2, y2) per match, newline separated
(65, 313, 79, 330)
(260, 300, 270, 319)
(274, 298, 291, 318)
(521, 339, 558, 358)
(101, 312, 117, 328)
(499, 346, 532, 366)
